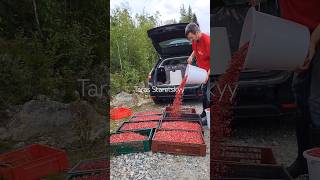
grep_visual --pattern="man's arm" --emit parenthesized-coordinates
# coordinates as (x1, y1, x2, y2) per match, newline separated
(187, 51, 194, 64)
(308, 24, 320, 61)
(295, 23, 320, 72)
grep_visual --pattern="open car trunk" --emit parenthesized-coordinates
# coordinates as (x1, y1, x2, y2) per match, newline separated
(154, 56, 199, 88)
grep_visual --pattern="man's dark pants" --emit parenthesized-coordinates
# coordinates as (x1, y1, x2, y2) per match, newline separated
(292, 48, 320, 159)
(202, 81, 210, 113)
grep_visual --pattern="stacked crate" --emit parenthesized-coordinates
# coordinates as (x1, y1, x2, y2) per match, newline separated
(152, 107, 206, 156)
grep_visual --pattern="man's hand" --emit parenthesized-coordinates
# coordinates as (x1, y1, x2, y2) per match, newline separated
(187, 56, 193, 64)
(295, 41, 316, 73)
(204, 70, 210, 83)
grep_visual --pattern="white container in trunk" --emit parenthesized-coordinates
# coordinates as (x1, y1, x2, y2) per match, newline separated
(169, 70, 182, 85)
(184, 64, 207, 84)
(239, 7, 310, 71)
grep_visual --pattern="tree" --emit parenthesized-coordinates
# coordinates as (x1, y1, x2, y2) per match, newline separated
(179, 4, 198, 24)
(192, 13, 198, 25)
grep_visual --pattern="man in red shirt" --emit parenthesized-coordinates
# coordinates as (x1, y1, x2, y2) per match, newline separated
(185, 23, 211, 120)
(249, 0, 320, 177)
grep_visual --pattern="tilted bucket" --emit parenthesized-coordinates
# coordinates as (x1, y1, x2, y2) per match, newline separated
(184, 64, 207, 84)
(239, 7, 310, 71)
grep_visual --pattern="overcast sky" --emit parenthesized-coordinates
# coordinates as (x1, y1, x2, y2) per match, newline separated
(110, 0, 210, 34)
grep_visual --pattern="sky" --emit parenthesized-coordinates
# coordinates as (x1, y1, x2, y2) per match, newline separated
(110, 0, 210, 34)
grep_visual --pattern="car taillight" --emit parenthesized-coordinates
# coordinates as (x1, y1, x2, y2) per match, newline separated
(148, 71, 152, 80)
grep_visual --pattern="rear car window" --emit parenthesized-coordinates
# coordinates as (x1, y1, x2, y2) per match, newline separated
(159, 38, 191, 48)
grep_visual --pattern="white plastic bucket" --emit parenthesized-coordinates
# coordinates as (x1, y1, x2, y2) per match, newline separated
(239, 7, 310, 71)
(205, 108, 210, 128)
(169, 70, 182, 85)
(303, 148, 320, 180)
(184, 64, 207, 84)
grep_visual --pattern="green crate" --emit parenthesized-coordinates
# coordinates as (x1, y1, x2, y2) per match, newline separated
(110, 129, 154, 155)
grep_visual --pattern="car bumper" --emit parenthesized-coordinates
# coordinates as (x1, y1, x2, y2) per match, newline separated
(149, 84, 203, 100)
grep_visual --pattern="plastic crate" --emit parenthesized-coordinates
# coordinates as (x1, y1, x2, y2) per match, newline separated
(110, 107, 132, 120)
(164, 107, 196, 114)
(110, 129, 154, 155)
(129, 115, 162, 122)
(133, 110, 163, 117)
(67, 171, 109, 180)
(67, 158, 109, 180)
(0, 144, 69, 180)
(214, 145, 277, 165)
(152, 129, 206, 156)
(117, 120, 160, 132)
(159, 119, 204, 135)
(211, 161, 293, 180)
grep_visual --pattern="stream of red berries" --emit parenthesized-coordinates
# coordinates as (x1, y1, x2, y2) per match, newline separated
(210, 42, 249, 177)
(170, 75, 188, 118)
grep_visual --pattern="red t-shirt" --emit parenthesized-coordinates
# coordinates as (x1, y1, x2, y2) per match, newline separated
(280, 0, 320, 31)
(192, 33, 210, 72)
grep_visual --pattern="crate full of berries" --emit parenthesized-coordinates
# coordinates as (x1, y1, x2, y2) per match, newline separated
(151, 129, 206, 156)
(117, 120, 160, 132)
(66, 157, 109, 180)
(159, 119, 204, 135)
(110, 129, 154, 155)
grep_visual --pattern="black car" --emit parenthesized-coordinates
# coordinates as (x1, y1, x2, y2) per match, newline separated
(147, 23, 203, 104)
(211, 2, 297, 118)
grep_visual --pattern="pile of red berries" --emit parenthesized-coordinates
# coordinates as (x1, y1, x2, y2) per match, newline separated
(110, 132, 147, 143)
(120, 122, 158, 131)
(161, 121, 201, 131)
(307, 148, 320, 157)
(154, 130, 203, 144)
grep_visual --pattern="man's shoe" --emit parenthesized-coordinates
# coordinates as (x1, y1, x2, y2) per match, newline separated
(201, 117, 207, 126)
(286, 158, 308, 178)
(200, 111, 206, 118)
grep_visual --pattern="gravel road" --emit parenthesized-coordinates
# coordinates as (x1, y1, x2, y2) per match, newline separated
(110, 100, 210, 180)
(110, 100, 304, 180)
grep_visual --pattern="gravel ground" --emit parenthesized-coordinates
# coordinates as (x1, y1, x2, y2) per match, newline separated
(111, 100, 306, 180)
(110, 100, 210, 180)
